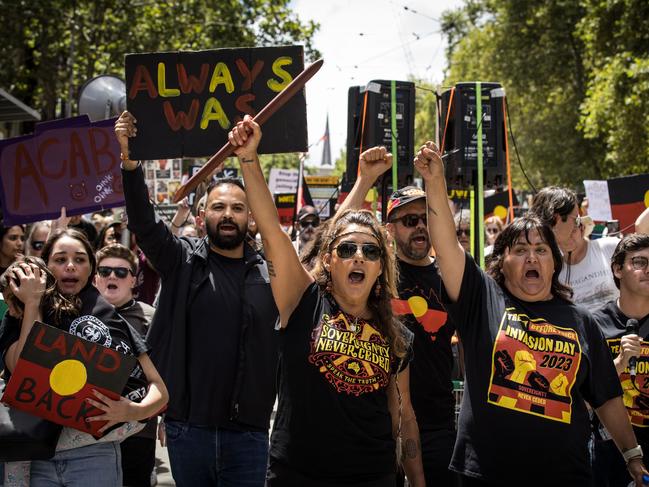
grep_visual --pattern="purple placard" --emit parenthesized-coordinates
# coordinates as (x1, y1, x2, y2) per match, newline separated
(0, 115, 125, 225)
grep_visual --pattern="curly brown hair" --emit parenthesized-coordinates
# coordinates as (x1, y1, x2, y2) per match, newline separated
(310, 209, 406, 359)
(0, 256, 80, 322)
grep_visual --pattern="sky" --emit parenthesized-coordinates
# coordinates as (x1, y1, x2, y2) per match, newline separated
(291, 0, 464, 168)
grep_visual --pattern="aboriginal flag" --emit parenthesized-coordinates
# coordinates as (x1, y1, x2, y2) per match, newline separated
(484, 190, 519, 222)
(607, 173, 649, 233)
(1, 322, 136, 438)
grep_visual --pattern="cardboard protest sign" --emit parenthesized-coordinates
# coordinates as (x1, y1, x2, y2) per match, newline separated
(275, 193, 297, 226)
(0, 115, 125, 225)
(1, 321, 136, 438)
(125, 45, 308, 160)
(607, 173, 649, 233)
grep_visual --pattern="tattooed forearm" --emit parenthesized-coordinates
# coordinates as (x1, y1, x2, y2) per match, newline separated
(241, 157, 255, 163)
(403, 438, 420, 460)
(267, 260, 276, 277)
(427, 205, 437, 216)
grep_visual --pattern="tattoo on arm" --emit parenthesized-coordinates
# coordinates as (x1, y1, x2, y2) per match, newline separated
(241, 157, 255, 163)
(427, 205, 438, 216)
(403, 438, 419, 460)
(267, 261, 276, 277)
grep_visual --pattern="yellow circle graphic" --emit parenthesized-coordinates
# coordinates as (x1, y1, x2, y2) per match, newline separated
(49, 359, 87, 396)
(644, 190, 649, 208)
(407, 296, 428, 318)
(494, 205, 508, 220)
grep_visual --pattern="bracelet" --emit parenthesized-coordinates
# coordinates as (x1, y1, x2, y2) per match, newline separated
(623, 445, 643, 464)
(171, 216, 190, 228)
(120, 152, 130, 161)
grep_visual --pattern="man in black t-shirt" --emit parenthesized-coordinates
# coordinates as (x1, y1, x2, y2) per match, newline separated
(592, 233, 649, 486)
(115, 112, 279, 487)
(336, 147, 457, 486)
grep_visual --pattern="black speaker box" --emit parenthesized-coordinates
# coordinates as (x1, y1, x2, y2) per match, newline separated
(344, 80, 415, 192)
(439, 82, 506, 189)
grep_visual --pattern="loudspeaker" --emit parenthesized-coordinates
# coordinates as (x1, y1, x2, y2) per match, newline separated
(439, 82, 506, 189)
(344, 80, 415, 192)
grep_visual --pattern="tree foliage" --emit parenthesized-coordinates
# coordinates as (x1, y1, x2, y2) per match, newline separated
(440, 0, 648, 190)
(0, 0, 319, 120)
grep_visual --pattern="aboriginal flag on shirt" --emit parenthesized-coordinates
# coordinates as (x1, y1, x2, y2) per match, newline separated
(391, 260, 456, 430)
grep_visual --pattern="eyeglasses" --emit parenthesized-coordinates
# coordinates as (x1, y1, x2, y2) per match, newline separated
(31, 241, 45, 251)
(630, 256, 649, 271)
(300, 219, 319, 229)
(390, 213, 427, 228)
(486, 227, 499, 234)
(97, 266, 133, 279)
(333, 241, 382, 261)
(456, 228, 470, 237)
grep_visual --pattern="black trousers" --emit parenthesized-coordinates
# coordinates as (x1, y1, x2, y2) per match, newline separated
(120, 435, 156, 487)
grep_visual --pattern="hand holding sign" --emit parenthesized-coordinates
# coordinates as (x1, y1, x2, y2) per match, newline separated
(228, 115, 262, 161)
(85, 389, 139, 434)
(114, 112, 138, 171)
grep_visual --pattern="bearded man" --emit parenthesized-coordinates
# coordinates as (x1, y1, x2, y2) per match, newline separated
(115, 111, 278, 487)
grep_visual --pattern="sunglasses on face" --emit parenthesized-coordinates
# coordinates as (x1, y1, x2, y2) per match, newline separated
(333, 241, 382, 261)
(31, 241, 45, 251)
(300, 219, 319, 229)
(456, 228, 470, 237)
(97, 266, 133, 279)
(486, 227, 499, 234)
(630, 256, 649, 271)
(390, 213, 427, 228)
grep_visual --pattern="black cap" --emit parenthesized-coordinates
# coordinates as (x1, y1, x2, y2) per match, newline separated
(297, 205, 319, 222)
(387, 186, 426, 218)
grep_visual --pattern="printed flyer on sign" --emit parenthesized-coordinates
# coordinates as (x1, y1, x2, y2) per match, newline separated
(488, 308, 581, 423)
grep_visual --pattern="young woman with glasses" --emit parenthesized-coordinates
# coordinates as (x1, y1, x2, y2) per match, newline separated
(228, 116, 425, 486)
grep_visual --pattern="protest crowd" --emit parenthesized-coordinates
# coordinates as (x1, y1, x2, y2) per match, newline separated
(0, 54, 648, 487)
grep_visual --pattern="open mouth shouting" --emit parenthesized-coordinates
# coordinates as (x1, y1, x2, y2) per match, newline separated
(348, 269, 366, 285)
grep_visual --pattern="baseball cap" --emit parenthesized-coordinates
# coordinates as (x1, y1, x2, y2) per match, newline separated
(297, 205, 319, 222)
(387, 186, 426, 218)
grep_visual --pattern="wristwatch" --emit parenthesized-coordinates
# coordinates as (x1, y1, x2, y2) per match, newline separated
(623, 445, 643, 464)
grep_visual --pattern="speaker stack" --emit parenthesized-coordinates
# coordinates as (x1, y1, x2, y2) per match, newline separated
(343, 80, 415, 194)
(438, 82, 506, 189)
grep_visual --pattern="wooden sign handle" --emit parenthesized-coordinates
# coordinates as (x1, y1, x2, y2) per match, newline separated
(173, 58, 324, 203)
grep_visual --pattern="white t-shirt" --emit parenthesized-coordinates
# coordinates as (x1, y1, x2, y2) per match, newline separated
(559, 237, 620, 309)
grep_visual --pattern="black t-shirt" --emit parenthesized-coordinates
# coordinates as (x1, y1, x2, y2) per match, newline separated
(444, 253, 621, 485)
(393, 259, 455, 431)
(269, 283, 411, 484)
(593, 301, 649, 446)
(185, 251, 246, 428)
(0, 285, 149, 403)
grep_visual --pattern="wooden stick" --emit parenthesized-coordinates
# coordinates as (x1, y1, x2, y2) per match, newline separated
(173, 58, 324, 203)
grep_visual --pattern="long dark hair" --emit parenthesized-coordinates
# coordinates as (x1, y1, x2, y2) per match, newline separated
(311, 209, 406, 359)
(487, 216, 573, 301)
(0, 256, 80, 322)
(41, 228, 97, 290)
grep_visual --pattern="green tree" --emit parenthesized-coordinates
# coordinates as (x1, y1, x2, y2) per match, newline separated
(0, 0, 319, 120)
(440, 0, 622, 190)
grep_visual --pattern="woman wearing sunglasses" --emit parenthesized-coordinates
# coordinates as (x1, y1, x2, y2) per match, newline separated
(94, 243, 159, 487)
(228, 116, 425, 487)
(0, 229, 167, 487)
(414, 140, 648, 486)
(25, 221, 51, 258)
